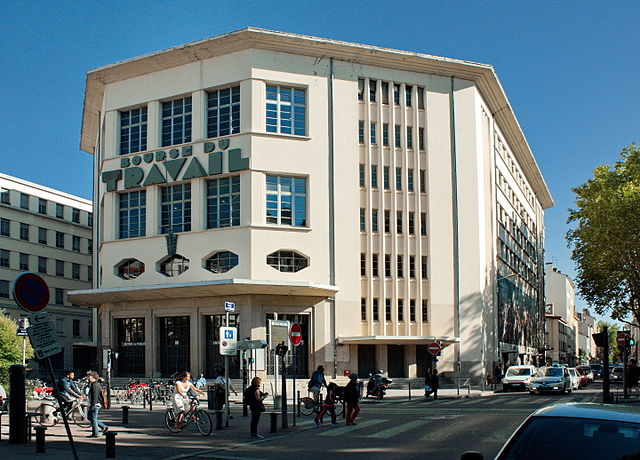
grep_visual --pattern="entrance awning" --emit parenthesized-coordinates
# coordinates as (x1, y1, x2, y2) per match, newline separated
(337, 336, 460, 346)
(68, 278, 339, 306)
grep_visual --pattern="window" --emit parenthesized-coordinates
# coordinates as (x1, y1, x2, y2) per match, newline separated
(409, 212, 415, 235)
(0, 280, 9, 298)
(383, 166, 390, 190)
(372, 209, 378, 232)
(360, 253, 366, 276)
(72, 263, 80, 280)
(119, 190, 146, 239)
(372, 254, 379, 277)
(383, 123, 389, 146)
(56, 232, 65, 248)
(56, 203, 64, 219)
(55, 288, 64, 305)
(406, 85, 412, 107)
(361, 298, 366, 321)
(88, 320, 93, 340)
(266, 175, 307, 227)
(73, 319, 80, 338)
(419, 128, 425, 150)
(358, 121, 365, 143)
(0, 189, 9, 204)
(71, 208, 80, 224)
(20, 193, 29, 210)
(398, 299, 404, 322)
(162, 97, 192, 146)
(422, 300, 428, 322)
(418, 87, 425, 109)
(88, 239, 92, 255)
(360, 208, 365, 231)
(207, 86, 240, 139)
(420, 170, 426, 193)
(0, 249, 8, 267)
(410, 299, 416, 322)
(369, 80, 376, 102)
(38, 227, 47, 245)
(384, 210, 390, 233)
(381, 82, 389, 104)
(408, 169, 414, 191)
(19, 253, 29, 271)
(88, 266, 92, 281)
(373, 298, 379, 321)
(205, 251, 239, 273)
(120, 107, 148, 155)
(396, 167, 402, 190)
(370, 122, 377, 144)
(20, 223, 29, 241)
(409, 256, 416, 278)
(266, 85, 306, 136)
(116, 258, 145, 280)
(357, 79, 364, 101)
(38, 198, 47, 214)
(56, 318, 64, 336)
(421, 213, 427, 236)
(394, 125, 401, 148)
(397, 255, 404, 278)
(1, 218, 9, 237)
(371, 165, 378, 188)
(393, 84, 400, 105)
(267, 250, 308, 272)
(207, 176, 240, 229)
(359, 164, 365, 187)
(88, 213, 93, 227)
(56, 260, 64, 277)
(385, 254, 391, 277)
(407, 126, 413, 149)
(160, 255, 189, 277)
(397, 211, 403, 234)
(385, 299, 391, 321)
(161, 183, 191, 234)
(422, 256, 428, 278)
(38, 256, 47, 274)
(72, 235, 81, 252)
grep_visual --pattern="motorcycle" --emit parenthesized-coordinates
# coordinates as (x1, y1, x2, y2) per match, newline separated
(366, 371, 392, 400)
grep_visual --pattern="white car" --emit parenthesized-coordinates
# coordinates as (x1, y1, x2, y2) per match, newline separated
(502, 365, 537, 392)
(568, 368, 581, 390)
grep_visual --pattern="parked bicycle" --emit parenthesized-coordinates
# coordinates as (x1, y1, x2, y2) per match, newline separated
(36, 396, 90, 427)
(299, 389, 345, 417)
(165, 395, 212, 435)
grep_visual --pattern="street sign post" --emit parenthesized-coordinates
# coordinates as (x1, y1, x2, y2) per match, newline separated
(427, 342, 442, 355)
(219, 327, 238, 355)
(27, 312, 62, 359)
(12, 272, 50, 313)
(224, 301, 236, 312)
(289, 323, 302, 427)
(290, 323, 302, 347)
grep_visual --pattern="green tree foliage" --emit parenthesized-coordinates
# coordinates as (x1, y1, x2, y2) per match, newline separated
(596, 320, 619, 362)
(0, 314, 33, 387)
(567, 144, 640, 326)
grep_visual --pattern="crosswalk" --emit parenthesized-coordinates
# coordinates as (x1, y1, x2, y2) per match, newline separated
(385, 393, 598, 407)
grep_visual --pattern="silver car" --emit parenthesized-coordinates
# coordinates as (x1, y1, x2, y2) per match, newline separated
(528, 366, 572, 394)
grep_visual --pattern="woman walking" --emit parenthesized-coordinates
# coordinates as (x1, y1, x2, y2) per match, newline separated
(344, 374, 360, 426)
(173, 371, 205, 430)
(245, 376, 267, 438)
(314, 382, 338, 426)
(86, 371, 108, 437)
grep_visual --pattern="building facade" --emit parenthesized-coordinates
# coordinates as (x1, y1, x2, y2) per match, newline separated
(70, 28, 553, 382)
(0, 173, 95, 373)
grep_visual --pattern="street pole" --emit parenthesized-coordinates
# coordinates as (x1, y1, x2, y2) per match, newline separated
(602, 325, 611, 403)
(46, 358, 79, 460)
(292, 345, 296, 427)
(22, 336, 26, 366)
(225, 311, 230, 427)
(281, 350, 288, 428)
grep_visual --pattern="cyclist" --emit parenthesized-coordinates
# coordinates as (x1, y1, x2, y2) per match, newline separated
(173, 371, 205, 430)
(308, 365, 327, 403)
(58, 371, 84, 414)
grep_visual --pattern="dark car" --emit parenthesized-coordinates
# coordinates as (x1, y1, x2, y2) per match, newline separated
(461, 403, 640, 460)
(589, 363, 603, 379)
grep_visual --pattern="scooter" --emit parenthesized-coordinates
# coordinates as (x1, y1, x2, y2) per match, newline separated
(366, 371, 392, 400)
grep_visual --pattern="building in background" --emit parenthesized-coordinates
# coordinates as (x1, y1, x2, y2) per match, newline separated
(0, 173, 95, 374)
(576, 308, 597, 363)
(70, 28, 552, 383)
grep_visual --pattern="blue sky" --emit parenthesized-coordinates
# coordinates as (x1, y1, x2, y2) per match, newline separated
(1, 1, 638, 322)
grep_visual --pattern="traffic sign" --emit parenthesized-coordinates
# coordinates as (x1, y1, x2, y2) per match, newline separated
(290, 323, 302, 346)
(12, 272, 50, 312)
(268, 319, 290, 350)
(27, 311, 62, 359)
(224, 301, 236, 312)
(219, 326, 238, 355)
(427, 342, 442, 355)
(16, 327, 28, 337)
(617, 331, 630, 347)
(236, 339, 268, 351)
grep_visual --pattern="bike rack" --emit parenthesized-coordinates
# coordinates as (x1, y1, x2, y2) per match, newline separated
(456, 377, 471, 395)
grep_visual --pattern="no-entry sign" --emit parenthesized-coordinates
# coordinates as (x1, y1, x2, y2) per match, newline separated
(617, 331, 630, 347)
(290, 323, 302, 346)
(427, 342, 442, 355)
(12, 272, 50, 312)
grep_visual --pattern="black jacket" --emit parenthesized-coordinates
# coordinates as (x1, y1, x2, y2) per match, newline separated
(344, 380, 359, 404)
(88, 382, 102, 406)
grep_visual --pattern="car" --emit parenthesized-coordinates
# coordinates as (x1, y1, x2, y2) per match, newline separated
(528, 366, 572, 394)
(501, 365, 537, 392)
(460, 403, 640, 460)
(611, 366, 624, 383)
(577, 365, 594, 383)
(589, 363, 603, 379)
(568, 367, 581, 390)
(575, 367, 589, 387)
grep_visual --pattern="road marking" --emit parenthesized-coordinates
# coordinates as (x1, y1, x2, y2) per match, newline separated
(195, 455, 266, 460)
(419, 415, 487, 442)
(367, 419, 426, 439)
(318, 418, 388, 436)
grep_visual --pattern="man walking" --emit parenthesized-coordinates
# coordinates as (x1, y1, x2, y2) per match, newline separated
(344, 374, 360, 426)
(431, 369, 440, 400)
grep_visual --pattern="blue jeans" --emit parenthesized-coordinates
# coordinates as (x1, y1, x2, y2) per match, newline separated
(88, 405, 107, 436)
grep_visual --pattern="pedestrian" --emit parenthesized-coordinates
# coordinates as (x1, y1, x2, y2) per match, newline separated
(626, 359, 640, 396)
(86, 371, 108, 438)
(344, 374, 360, 426)
(431, 369, 440, 400)
(195, 374, 207, 389)
(245, 376, 267, 438)
(172, 371, 205, 430)
(214, 368, 238, 413)
(494, 364, 503, 384)
(314, 382, 338, 426)
(424, 368, 433, 398)
(308, 365, 328, 403)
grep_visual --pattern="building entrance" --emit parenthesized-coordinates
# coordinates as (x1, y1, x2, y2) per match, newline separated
(159, 316, 190, 377)
(116, 318, 145, 377)
(358, 344, 376, 377)
(416, 345, 434, 377)
(387, 345, 406, 377)
(265, 313, 309, 378)
(204, 314, 240, 378)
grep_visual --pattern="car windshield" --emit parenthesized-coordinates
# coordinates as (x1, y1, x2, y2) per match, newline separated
(590, 364, 602, 370)
(539, 368, 562, 377)
(507, 368, 531, 376)
(498, 416, 640, 460)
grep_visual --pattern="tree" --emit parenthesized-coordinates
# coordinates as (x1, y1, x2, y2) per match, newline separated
(567, 144, 640, 326)
(596, 320, 619, 363)
(0, 314, 33, 387)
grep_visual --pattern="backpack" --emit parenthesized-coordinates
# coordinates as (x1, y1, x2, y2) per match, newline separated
(243, 386, 254, 405)
(307, 378, 315, 391)
(335, 385, 346, 399)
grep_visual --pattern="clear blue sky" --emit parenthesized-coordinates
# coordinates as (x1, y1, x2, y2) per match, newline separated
(1, 1, 638, 322)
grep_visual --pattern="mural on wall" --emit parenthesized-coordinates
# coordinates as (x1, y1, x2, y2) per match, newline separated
(498, 279, 542, 350)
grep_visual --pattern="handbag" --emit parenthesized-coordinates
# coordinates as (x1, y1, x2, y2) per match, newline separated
(424, 385, 432, 392)
(259, 401, 266, 412)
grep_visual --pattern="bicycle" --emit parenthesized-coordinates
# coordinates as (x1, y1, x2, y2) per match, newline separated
(37, 396, 90, 428)
(298, 391, 345, 417)
(165, 396, 212, 436)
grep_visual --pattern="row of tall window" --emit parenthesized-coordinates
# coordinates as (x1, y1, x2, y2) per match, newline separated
(495, 135, 536, 209)
(0, 249, 91, 281)
(361, 253, 427, 279)
(119, 84, 306, 155)
(0, 218, 90, 254)
(360, 297, 428, 323)
(0, 189, 92, 226)
(359, 122, 425, 150)
(360, 209, 427, 236)
(357, 79, 425, 110)
(360, 164, 426, 193)
(119, 175, 307, 239)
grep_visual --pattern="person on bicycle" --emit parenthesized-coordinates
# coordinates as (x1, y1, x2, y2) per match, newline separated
(308, 365, 327, 403)
(173, 371, 205, 430)
(314, 382, 338, 426)
(58, 371, 84, 414)
(86, 371, 108, 437)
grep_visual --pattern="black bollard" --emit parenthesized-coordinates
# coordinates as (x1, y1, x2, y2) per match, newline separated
(105, 431, 117, 458)
(9, 364, 27, 444)
(122, 406, 130, 424)
(148, 389, 153, 412)
(35, 426, 47, 453)
(215, 411, 223, 430)
(269, 412, 278, 433)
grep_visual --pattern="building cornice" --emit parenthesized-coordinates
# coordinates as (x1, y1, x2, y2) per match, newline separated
(81, 27, 553, 209)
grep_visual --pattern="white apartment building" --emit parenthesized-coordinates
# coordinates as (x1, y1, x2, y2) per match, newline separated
(0, 173, 95, 373)
(576, 308, 597, 363)
(70, 28, 553, 382)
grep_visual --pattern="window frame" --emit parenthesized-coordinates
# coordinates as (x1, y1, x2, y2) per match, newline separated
(160, 183, 191, 234)
(207, 85, 240, 139)
(206, 175, 240, 229)
(265, 85, 306, 136)
(161, 96, 192, 147)
(119, 106, 148, 155)
(266, 175, 307, 227)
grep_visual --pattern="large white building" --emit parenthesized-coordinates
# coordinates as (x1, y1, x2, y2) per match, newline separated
(0, 173, 95, 373)
(70, 28, 553, 382)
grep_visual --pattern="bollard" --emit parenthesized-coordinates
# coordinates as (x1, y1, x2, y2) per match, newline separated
(105, 431, 117, 458)
(409, 381, 412, 401)
(269, 412, 279, 433)
(297, 391, 301, 417)
(9, 364, 27, 444)
(35, 426, 47, 453)
(215, 411, 223, 430)
(122, 406, 130, 424)
(148, 389, 153, 412)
